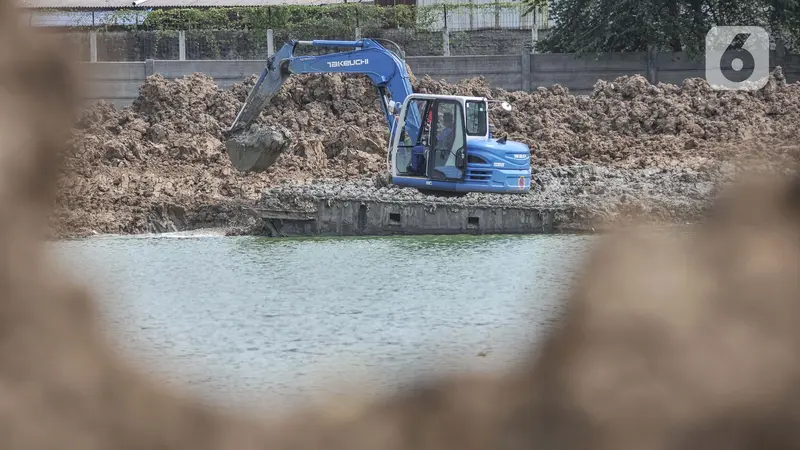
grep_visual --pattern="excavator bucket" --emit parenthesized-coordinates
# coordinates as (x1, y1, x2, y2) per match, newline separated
(225, 123, 291, 173)
(225, 56, 292, 173)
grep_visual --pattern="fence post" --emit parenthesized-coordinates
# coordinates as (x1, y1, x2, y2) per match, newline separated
(355, 8, 361, 40)
(521, 50, 531, 92)
(775, 39, 787, 69)
(442, 5, 450, 56)
(145, 59, 155, 78)
(178, 30, 186, 61)
(646, 44, 658, 85)
(267, 29, 274, 57)
(530, 8, 539, 54)
(89, 31, 98, 62)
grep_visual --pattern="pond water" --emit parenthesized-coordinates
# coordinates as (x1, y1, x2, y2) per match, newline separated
(52, 232, 594, 415)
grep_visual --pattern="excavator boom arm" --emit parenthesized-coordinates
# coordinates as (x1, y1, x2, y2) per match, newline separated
(228, 39, 420, 142)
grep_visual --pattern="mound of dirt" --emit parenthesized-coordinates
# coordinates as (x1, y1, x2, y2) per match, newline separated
(55, 68, 800, 237)
(417, 68, 800, 168)
(55, 73, 389, 237)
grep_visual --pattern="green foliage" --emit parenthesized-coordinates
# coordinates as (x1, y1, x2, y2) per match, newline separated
(527, 0, 800, 54)
(139, 5, 425, 32)
(49, 3, 545, 58)
(519, 0, 549, 17)
(75, 3, 540, 33)
(103, 9, 149, 28)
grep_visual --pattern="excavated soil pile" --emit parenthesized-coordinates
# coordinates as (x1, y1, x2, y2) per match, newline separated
(57, 67, 800, 237)
(416, 68, 800, 168)
(56, 73, 391, 237)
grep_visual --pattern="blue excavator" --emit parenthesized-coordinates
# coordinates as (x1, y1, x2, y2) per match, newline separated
(225, 38, 531, 194)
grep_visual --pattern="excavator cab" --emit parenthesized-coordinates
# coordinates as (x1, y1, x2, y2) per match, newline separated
(394, 97, 464, 181)
(388, 94, 530, 195)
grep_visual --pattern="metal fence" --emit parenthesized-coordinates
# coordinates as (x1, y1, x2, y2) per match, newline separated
(35, 3, 550, 61)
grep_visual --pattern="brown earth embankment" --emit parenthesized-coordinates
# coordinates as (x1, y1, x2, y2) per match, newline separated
(54, 68, 800, 238)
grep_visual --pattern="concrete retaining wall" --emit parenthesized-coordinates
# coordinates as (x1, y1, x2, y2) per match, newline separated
(530, 52, 650, 94)
(260, 200, 562, 237)
(82, 50, 800, 107)
(407, 54, 522, 91)
(81, 60, 268, 108)
(655, 51, 800, 86)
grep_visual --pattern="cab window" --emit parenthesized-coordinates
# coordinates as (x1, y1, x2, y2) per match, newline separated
(465, 101, 487, 136)
(398, 98, 429, 147)
(395, 98, 431, 177)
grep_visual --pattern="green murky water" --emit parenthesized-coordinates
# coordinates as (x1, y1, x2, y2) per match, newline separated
(51, 232, 594, 415)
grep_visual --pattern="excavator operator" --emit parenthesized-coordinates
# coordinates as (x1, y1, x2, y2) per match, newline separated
(437, 110, 455, 148)
(407, 108, 455, 176)
(433, 110, 456, 167)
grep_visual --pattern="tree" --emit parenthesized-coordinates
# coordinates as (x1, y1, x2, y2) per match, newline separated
(524, 0, 799, 54)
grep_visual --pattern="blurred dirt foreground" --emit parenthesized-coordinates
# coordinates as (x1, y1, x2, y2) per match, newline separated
(7, 4, 800, 450)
